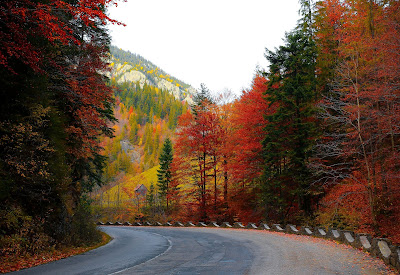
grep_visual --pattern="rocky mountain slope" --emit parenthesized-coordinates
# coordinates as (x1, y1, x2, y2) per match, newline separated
(109, 46, 196, 104)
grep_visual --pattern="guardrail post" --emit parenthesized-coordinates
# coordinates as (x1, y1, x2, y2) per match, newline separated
(353, 233, 372, 252)
(327, 228, 342, 241)
(286, 224, 300, 235)
(271, 224, 285, 232)
(233, 222, 245, 228)
(221, 222, 232, 228)
(185, 221, 196, 227)
(341, 230, 356, 247)
(173, 221, 184, 227)
(258, 223, 271, 230)
(208, 221, 220, 227)
(371, 238, 393, 265)
(246, 223, 258, 229)
(300, 226, 313, 236)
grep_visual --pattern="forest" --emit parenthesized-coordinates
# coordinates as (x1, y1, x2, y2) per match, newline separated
(0, 0, 399, 271)
(149, 0, 400, 244)
(0, 0, 124, 269)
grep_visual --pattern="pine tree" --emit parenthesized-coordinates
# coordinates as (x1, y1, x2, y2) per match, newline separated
(262, 25, 318, 222)
(157, 138, 173, 210)
(146, 182, 155, 215)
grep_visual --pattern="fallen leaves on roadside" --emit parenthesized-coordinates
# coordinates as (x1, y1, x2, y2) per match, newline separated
(0, 232, 110, 273)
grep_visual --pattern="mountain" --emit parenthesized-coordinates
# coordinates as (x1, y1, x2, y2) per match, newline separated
(109, 46, 196, 104)
(92, 46, 192, 216)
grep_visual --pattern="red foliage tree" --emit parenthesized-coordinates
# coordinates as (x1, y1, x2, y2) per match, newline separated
(315, 0, 400, 241)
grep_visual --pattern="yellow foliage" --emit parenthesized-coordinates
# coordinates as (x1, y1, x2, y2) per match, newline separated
(101, 166, 160, 204)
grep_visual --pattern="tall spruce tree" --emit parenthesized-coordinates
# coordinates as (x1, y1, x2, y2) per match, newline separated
(157, 138, 173, 210)
(262, 24, 318, 222)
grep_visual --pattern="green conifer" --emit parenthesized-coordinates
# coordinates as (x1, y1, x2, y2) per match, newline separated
(157, 138, 173, 210)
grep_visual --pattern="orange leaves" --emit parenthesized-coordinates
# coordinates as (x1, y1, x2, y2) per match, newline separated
(0, 242, 103, 273)
(314, 0, 400, 242)
(0, 0, 124, 72)
(229, 75, 270, 184)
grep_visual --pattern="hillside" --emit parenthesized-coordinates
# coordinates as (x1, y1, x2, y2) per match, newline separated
(97, 166, 159, 207)
(93, 47, 192, 214)
(109, 46, 196, 104)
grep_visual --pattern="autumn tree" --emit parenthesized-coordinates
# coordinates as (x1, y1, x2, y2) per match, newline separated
(0, 0, 123, 252)
(171, 85, 221, 220)
(227, 75, 271, 221)
(314, 0, 400, 238)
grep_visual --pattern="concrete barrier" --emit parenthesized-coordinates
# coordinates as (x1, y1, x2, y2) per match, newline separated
(271, 224, 285, 232)
(196, 222, 207, 227)
(327, 228, 341, 241)
(314, 227, 328, 238)
(144, 221, 153, 226)
(300, 226, 313, 236)
(208, 221, 220, 227)
(123, 221, 132, 226)
(246, 223, 258, 229)
(173, 221, 185, 227)
(286, 224, 300, 235)
(341, 230, 356, 246)
(354, 233, 372, 252)
(221, 222, 232, 228)
(371, 238, 392, 265)
(185, 221, 196, 227)
(258, 223, 271, 230)
(97, 221, 105, 225)
(233, 222, 245, 228)
(105, 221, 113, 225)
(154, 222, 163, 226)
(133, 222, 142, 226)
(164, 222, 172, 226)
(392, 246, 400, 272)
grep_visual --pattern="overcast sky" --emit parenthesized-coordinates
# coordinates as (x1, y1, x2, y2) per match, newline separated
(107, 0, 301, 95)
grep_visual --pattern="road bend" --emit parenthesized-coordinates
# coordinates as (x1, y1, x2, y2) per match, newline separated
(14, 226, 391, 275)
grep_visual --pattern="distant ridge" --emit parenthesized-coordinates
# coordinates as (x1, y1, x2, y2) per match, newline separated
(109, 46, 196, 103)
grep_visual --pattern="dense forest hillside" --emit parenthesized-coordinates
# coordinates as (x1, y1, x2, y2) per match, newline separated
(0, 0, 120, 268)
(92, 47, 192, 215)
(96, 1, 400, 246)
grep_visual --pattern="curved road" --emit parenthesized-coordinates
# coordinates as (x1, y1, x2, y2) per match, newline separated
(14, 226, 391, 275)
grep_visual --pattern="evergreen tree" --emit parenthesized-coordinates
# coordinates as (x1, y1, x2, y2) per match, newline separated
(146, 182, 155, 212)
(262, 26, 318, 222)
(157, 138, 173, 210)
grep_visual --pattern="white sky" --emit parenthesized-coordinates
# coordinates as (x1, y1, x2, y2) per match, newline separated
(107, 0, 301, 95)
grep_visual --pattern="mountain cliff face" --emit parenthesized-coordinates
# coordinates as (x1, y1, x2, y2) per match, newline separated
(109, 46, 196, 104)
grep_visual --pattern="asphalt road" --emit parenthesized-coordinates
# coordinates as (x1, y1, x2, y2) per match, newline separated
(14, 226, 391, 275)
